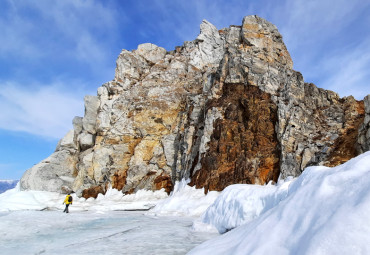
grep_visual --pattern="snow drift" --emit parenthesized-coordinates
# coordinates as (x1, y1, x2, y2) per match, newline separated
(1, 152, 370, 255)
(196, 179, 292, 234)
(149, 179, 219, 217)
(188, 151, 370, 255)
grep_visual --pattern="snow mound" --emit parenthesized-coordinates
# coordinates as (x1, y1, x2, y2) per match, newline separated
(150, 179, 219, 217)
(188, 151, 370, 255)
(197, 178, 292, 233)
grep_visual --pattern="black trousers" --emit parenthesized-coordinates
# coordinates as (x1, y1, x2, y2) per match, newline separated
(63, 204, 70, 213)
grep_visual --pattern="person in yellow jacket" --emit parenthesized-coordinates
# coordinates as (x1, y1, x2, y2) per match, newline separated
(63, 193, 73, 213)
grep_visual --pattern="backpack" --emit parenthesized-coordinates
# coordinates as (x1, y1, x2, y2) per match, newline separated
(68, 195, 73, 203)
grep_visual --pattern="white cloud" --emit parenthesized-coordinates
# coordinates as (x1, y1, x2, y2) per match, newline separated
(0, 0, 369, 145)
(0, 4, 41, 58)
(32, 0, 118, 64)
(262, 0, 370, 99)
(318, 39, 370, 99)
(0, 0, 118, 141)
(0, 81, 91, 139)
(275, 0, 368, 49)
(0, 0, 119, 68)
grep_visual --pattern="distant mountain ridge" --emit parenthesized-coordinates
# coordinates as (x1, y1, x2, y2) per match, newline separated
(19, 15, 370, 198)
(0, 180, 18, 194)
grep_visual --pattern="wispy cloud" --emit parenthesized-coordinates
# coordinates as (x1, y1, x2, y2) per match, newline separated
(261, 0, 370, 99)
(131, 0, 256, 51)
(0, 3, 41, 58)
(273, 0, 368, 50)
(318, 39, 370, 99)
(0, 0, 119, 71)
(0, 0, 121, 140)
(0, 80, 90, 139)
(0, 0, 369, 144)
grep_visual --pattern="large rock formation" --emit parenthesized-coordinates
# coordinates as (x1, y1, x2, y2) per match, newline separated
(20, 15, 369, 197)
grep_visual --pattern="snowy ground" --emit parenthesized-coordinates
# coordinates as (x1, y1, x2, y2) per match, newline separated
(0, 181, 219, 255)
(1, 151, 370, 255)
(0, 210, 218, 255)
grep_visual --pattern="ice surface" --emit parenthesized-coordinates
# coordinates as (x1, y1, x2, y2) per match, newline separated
(188, 151, 370, 255)
(2, 152, 370, 255)
(0, 182, 219, 254)
(0, 210, 218, 255)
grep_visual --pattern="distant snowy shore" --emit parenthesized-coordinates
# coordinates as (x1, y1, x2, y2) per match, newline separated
(0, 179, 18, 194)
(1, 151, 370, 254)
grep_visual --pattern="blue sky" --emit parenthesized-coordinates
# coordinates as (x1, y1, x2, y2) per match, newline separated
(0, 0, 369, 180)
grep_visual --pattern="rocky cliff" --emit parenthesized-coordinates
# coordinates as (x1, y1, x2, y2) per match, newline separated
(20, 15, 369, 197)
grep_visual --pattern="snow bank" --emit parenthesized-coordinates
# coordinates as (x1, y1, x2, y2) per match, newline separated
(197, 179, 292, 233)
(189, 151, 370, 255)
(0, 183, 64, 211)
(0, 184, 168, 212)
(3, 151, 370, 255)
(150, 179, 219, 217)
(0, 178, 217, 216)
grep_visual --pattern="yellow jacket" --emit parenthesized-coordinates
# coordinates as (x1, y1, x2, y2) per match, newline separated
(64, 195, 72, 205)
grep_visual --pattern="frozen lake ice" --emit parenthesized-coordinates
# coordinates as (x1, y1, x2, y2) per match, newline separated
(0, 210, 219, 255)
(2, 152, 370, 254)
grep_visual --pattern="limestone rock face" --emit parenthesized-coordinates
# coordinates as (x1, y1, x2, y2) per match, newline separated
(357, 95, 370, 153)
(20, 15, 369, 196)
(20, 130, 78, 193)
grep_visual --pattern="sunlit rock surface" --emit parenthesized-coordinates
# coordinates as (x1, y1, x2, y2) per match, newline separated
(20, 15, 368, 197)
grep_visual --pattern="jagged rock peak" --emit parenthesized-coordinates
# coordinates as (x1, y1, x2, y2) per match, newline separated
(247, 15, 292, 65)
(20, 15, 369, 198)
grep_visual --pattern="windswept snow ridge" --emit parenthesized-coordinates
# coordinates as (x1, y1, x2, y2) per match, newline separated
(188, 151, 370, 255)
